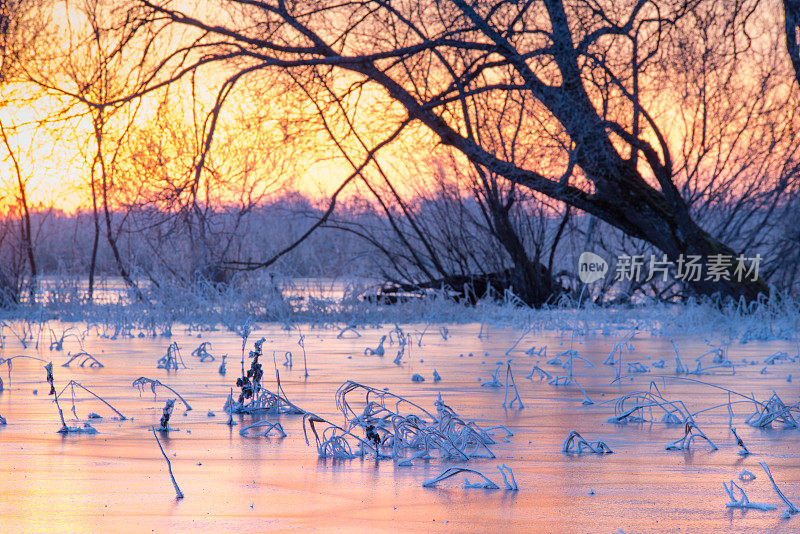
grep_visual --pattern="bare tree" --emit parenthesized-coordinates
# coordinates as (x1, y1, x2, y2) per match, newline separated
(102, 0, 800, 301)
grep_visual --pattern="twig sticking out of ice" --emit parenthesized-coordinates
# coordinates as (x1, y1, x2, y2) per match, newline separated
(671, 340, 687, 374)
(364, 335, 386, 357)
(665, 421, 718, 451)
(502, 361, 524, 409)
(62, 351, 104, 368)
(562, 431, 613, 454)
(608, 382, 688, 425)
(497, 464, 519, 490)
(158, 399, 176, 431)
(152, 427, 184, 499)
(337, 325, 361, 339)
(191, 342, 215, 362)
(438, 326, 448, 340)
(626, 362, 648, 373)
(764, 351, 789, 365)
(56, 379, 127, 421)
(730, 427, 750, 455)
(239, 420, 287, 437)
(423, 467, 498, 489)
(133, 377, 192, 411)
(526, 366, 552, 381)
(481, 363, 504, 388)
(506, 326, 533, 355)
(759, 462, 799, 517)
(723, 480, 776, 511)
(157, 342, 187, 370)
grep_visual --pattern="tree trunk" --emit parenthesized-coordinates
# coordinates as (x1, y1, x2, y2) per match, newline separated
(88, 161, 101, 301)
(785, 0, 800, 89)
(0, 120, 36, 301)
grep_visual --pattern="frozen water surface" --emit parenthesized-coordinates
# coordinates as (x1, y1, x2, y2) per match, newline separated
(0, 320, 798, 533)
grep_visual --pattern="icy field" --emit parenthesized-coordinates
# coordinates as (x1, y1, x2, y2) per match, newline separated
(0, 319, 798, 533)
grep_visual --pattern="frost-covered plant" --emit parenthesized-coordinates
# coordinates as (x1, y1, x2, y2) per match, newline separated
(497, 464, 519, 490)
(723, 480, 777, 511)
(423, 467, 499, 489)
(49, 327, 78, 351)
(157, 342, 187, 370)
(332, 382, 499, 462)
(746, 393, 798, 428)
(297, 331, 309, 377)
(730, 426, 750, 455)
(239, 420, 286, 437)
(603, 330, 635, 365)
(608, 382, 689, 425)
(738, 469, 756, 481)
(481, 363, 504, 388)
(525, 345, 546, 357)
(302, 412, 378, 459)
(671, 340, 688, 374)
(389, 325, 412, 364)
(62, 351, 104, 368)
(56, 379, 127, 421)
(158, 399, 176, 431)
(0, 355, 46, 392)
(337, 325, 361, 338)
(764, 351, 789, 365)
(438, 326, 449, 340)
(526, 365, 552, 381)
(626, 362, 648, 373)
(759, 462, 799, 517)
(502, 361, 524, 409)
(225, 339, 304, 415)
(132, 377, 192, 411)
(152, 427, 183, 499)
(191, 342, 215, 362)
(45, 363, 104, 433)
(562, 431, 613, 454)
(665, 421, 717, 451)
(364, 335, 386, 356)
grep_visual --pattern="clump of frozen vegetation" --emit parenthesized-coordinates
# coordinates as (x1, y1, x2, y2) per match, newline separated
(224, 338, 303, 415)
(299, 382, 505, 462)
(746, 393, 798, 428)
